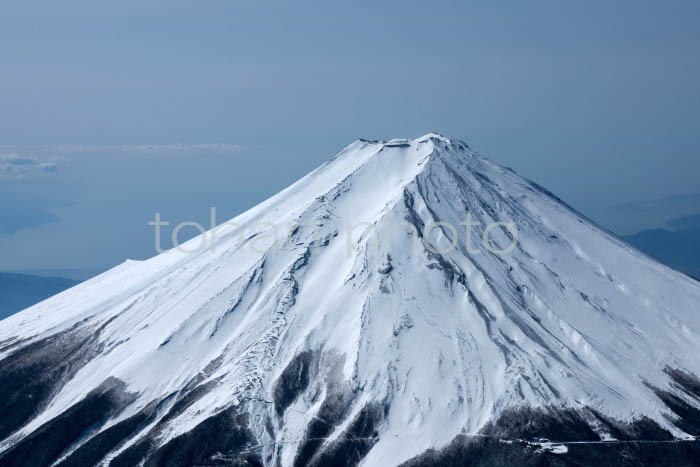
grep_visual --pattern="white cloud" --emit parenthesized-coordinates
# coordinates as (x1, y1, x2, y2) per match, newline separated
(0, 154, 66, 175)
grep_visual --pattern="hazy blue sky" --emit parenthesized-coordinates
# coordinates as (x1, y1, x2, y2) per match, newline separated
(1, 0, 699, 270)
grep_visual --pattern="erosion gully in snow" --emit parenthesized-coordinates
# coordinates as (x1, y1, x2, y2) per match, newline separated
(0, 134, 699, 466)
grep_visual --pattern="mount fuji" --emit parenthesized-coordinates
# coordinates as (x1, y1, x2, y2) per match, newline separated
(1, 134, 699, 466)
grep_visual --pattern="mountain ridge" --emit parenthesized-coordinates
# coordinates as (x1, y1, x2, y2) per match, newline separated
(0, 272, 79, 320)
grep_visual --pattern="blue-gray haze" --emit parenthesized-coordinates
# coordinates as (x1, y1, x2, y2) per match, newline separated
(1, 0, 699, 271)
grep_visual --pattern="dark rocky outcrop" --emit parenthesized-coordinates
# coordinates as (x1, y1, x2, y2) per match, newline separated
(0, 378, 135, 467)
(0, 319, 111, 443)
(274, 350, 316, 418)
(143, 408, 262, 467)
(401, 404, 700, 467)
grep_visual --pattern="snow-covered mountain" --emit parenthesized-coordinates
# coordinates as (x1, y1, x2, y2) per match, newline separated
(1, 134, 699, 466)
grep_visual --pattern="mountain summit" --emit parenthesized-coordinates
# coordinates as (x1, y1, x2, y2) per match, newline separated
(1, 134, 699, 466)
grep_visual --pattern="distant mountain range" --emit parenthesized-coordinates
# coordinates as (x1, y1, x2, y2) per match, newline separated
(623, 228, 700, 281)
(14, 267, 107, 282)
(0, 272, 79, 320)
